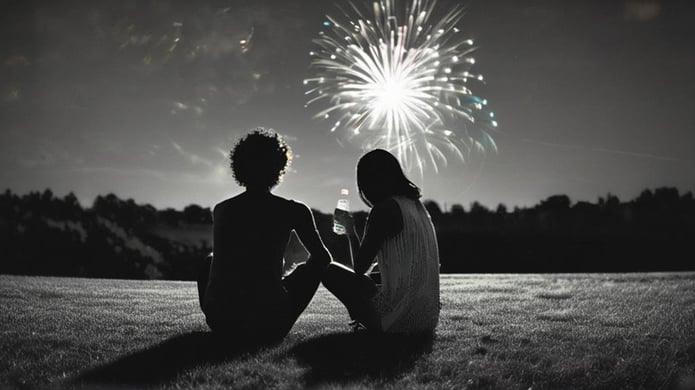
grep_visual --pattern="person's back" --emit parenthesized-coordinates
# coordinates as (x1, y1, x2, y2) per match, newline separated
(374, 196, 440, 333)
(205, 193, 294, 315)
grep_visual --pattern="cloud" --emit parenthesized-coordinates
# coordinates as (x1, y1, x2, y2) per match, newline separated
(171, 140, 214, 167)
(519, 138, 683, 163)
(72, 164, 231, 187)
(13, 139, 85, 169)
(170, 140, 230, 184)
(624, 0, 661, 22)
(71, 166, 170, 181)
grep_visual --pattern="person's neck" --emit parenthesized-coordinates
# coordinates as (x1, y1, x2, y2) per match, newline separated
(245, 187, 271, 196)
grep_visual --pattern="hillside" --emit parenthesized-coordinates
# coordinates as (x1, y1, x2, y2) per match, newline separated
(1, 273, 694, 389)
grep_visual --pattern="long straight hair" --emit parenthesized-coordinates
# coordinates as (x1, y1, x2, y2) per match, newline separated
(356, 149, 421, 208)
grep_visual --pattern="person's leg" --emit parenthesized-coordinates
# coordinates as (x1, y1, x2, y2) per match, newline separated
(197, 253, 213, 313)
(281, 261, 323, 323)
(321, 262, 379, 327)
(250, 261, 323, 339)
(209, 261, 323, 341)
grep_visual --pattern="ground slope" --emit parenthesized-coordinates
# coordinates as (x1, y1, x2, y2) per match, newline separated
(1, 273, 694, 389)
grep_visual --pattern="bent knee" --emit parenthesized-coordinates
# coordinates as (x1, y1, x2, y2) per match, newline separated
(321, 262, 351, 284)
(327, 261, 354, 274)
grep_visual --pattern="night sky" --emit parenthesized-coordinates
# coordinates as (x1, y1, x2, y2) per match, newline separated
(2, 0, 694, 213)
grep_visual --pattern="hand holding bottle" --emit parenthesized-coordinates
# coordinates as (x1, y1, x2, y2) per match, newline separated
(333, 188, 352, 235)
(333, 207, 354, 234)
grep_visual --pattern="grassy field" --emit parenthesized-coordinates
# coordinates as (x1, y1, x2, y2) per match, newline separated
(1, 273, 694, 389)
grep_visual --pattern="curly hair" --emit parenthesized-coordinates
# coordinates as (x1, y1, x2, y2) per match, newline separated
(230, 128, 292, 189)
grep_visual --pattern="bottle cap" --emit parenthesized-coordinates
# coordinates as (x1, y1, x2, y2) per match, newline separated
(340, 188, 349, 196)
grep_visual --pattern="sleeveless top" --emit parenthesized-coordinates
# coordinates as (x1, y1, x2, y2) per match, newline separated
(371, 196, 440, 333)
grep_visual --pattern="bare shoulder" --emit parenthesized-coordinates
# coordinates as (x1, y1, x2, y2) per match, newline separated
(264, 195, 311, 220)
(212, 194, 243, 218)
(288, 198, 309, 211)
(286, 199, 314, 221)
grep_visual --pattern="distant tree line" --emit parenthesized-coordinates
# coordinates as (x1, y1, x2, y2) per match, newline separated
(0, 187, 693, 280)
(0, 190, 212, 280)
(424, 189, 694, 272)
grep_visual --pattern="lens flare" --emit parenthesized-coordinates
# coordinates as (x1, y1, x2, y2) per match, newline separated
(305, 0, 498, 174)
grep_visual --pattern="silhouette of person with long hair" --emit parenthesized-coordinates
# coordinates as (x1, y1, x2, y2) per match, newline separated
(323, 149, 440, 333)
(197, 128, 331, 342)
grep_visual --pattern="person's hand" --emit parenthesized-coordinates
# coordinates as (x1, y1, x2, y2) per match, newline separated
(333, 208, 355, 233)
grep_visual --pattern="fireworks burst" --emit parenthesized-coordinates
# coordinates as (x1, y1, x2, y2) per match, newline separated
(304, 0, 498, 174)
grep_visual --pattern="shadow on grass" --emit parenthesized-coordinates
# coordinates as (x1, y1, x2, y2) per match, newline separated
(72, 331, 272, 387)
(289, 331, 434, 386)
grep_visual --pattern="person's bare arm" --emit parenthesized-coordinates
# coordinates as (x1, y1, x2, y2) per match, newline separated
(212, 204, 225, 260)
(293, 202, 332, 267)
(352, 199, 403, 275)
(336, 210, 361, 270)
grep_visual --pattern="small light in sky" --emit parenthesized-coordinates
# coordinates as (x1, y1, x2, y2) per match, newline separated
(5, 55, 30, 66)
(323, 21, 331, 27)
(624, 1, 661, 21)
(6, 87, 20, 101)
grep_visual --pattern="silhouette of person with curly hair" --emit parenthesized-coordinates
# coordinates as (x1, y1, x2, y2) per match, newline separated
(197, 128, 331, 342)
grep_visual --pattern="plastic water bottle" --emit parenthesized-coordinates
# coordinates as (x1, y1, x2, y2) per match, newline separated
(333, 188, 350, 234)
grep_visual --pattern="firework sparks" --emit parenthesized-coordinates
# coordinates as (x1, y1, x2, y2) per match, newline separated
(304, 0, 498, 174)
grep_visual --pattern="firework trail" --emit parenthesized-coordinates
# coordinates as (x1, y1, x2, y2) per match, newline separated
(304, 0, 498, 174)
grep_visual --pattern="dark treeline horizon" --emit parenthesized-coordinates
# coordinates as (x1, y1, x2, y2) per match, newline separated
(0, 186, 693, 280)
